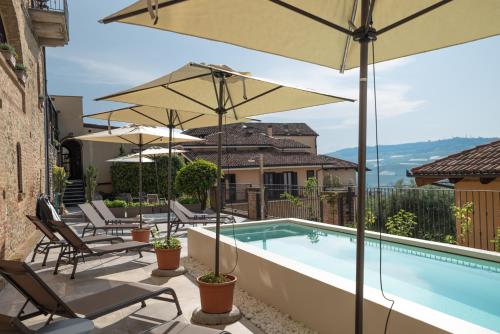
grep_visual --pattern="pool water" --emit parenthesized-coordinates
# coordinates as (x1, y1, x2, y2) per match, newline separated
(220, 222, 500, 332)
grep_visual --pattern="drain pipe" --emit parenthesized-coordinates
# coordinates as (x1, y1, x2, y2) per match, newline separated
(43, 47, 50, 195)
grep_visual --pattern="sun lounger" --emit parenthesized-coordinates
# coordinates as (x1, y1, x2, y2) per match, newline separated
(91, 200, 140, 224)
(169, 203, 233, 232)
(0, 260, 181, 327)
(172, 201, 236, 224)
(141, 319, 230, 334)
(79, 203, 139, 237)
(27, 216, 124, 267)
(49, 220, 150, 279)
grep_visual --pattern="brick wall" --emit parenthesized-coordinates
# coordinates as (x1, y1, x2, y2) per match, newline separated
(0, 0, 50, 260)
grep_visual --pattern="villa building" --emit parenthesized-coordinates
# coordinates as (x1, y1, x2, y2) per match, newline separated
(0, 0, 69, 260)
(410, 139, 500, 251)
(182, 123, 358, 190)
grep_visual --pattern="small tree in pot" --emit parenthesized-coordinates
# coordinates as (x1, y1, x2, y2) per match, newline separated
(52, 166, 70, 215)
(84, 165, 98, 202)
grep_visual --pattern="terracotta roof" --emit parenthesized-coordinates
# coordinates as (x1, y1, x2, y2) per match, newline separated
(184, 150, 357, 170)
(182, 128, 309, 149)
(410, 140, 500, 177)
(183, 122, 318, 137)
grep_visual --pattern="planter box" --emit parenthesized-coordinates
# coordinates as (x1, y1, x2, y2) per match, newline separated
(1, 50, 16, 67)
(16, 70, 27, 84)
(109, 207, 127, 218)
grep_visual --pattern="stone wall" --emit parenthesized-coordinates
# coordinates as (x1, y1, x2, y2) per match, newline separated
(0, 0, 51, 260)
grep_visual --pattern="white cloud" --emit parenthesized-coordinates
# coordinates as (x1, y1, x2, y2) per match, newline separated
(48, 53, 156, 86)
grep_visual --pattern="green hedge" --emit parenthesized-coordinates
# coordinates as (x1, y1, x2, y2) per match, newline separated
(110, 156, 184, 198)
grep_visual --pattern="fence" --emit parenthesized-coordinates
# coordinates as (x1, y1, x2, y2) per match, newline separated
(30, 0, 66, 11)
(236, 183, 500, 252)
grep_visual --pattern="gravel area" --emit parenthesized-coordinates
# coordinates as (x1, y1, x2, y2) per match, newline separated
(183, 257, 317, 334)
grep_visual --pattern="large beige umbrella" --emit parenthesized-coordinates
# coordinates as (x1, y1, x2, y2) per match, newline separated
(100, 2, 500, 331)
(75, 124, 201, 230)
(96, 62, 353, 276)
(107, 155, 154, 163)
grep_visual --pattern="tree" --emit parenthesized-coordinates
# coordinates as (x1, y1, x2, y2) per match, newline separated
(281, 177, 320, 221)
(84, 165, 98, 202)
(452, 202, 474, 244)
(175, 160, 218, 210)
(52, 166, 70, 214)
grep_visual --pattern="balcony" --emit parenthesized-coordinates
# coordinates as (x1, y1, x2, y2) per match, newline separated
(28, 0, 69, 47)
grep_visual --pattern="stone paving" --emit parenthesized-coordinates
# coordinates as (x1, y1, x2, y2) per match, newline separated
(0, 216, 264, 334)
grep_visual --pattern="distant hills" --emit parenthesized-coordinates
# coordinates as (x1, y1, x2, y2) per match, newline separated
(328, 137, 499, 186)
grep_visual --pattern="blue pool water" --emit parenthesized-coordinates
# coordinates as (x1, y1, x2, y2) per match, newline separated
(220, 222, 500, 332)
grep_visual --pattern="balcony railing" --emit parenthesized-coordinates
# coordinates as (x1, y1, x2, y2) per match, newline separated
(30, 0, 66, 12)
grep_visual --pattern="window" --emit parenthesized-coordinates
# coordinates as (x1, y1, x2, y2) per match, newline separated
(0, 14, 6, 44)
(306, 170, 315, 179)
(16, 143, 23, 193)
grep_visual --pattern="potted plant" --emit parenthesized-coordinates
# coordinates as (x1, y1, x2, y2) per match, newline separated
(84, 165, 98, 202)
(52, 166, 71, 215)
(0, 43, 17, 67)
(14, 63, 27, 84)
(197, 272, 237, 314)
(151, 228, 181, 270)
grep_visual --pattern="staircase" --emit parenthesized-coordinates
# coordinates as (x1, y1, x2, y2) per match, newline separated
(63, 179, 85, 207)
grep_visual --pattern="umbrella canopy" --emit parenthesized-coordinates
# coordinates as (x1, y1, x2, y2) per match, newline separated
(136, 146, 185, 156)
(101, 0, 500, 71)
(75, 123, 200, 145)
(85, 105, 250, 130)
(107, 155, 154, 163)
(96, 62, 353, 116)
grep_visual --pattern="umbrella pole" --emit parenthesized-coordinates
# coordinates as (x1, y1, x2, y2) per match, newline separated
(139, 135, 143, 229)
(167, 111, 174, 240)
(355, 0, 371, 333)
(214, 79, 225, 277)
(155, 155, 159, 196)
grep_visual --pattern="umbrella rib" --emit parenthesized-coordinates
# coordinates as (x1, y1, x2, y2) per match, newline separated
(230, 86, 283, 110)
(340, 0, 359, 72)
(222, 79, 239, 120)
(177, 113, 204, 128)
(144, 136, 163, 145)
(95, 72, 212, 101)
(268, 0, 352, 36)
(101, 0, 188, 24)
(162, 86, 216, 112)
(130, 107, 169, 127)
(118, 136, 137, 145)
(377, 0, 453, 35)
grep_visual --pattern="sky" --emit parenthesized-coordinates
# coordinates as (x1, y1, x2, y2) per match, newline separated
(46, 1, 500, 154)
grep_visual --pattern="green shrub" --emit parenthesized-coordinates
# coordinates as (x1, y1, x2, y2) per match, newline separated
(452, 202, 474, 244)
(84, 165, 98, 202)
(491, 228, 500, 252)
(52, 166, 71, 214)
(14, 63, 26, 72)
(151, 228, 181, 249)
(175, 160, 218, 211)
(104, 199, 127, 208)
(198, 272, 231, 284)
(0, 43, 18, 58)
(385, 209, 417, 237)
(111, 155, 184, 198)
(177, 194, 200, 205)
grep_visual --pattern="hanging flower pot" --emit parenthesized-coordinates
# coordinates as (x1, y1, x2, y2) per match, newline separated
(197, 273, 237, 314)
(0, 43, 17, 67)
(15, 64, 27, 85)
(131, 227, 150, 242)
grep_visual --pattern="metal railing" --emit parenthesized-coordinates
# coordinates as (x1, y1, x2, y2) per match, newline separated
(265, 184, 324, 221)
(30, 0, 66, 12)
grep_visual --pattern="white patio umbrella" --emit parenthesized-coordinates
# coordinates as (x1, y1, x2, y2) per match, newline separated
(75, 124, 201, 229)
(107, 155, 154, 163)
(95, 62, 353, 276)
(100, 1, 500, 331)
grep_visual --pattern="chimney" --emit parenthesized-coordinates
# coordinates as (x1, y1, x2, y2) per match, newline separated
(267, 125, 273, 137)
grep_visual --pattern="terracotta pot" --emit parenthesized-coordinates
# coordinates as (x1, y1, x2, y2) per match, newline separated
(155, 247, 181, 270)
(131, 228, 150, 242)
(197, 274, 237, 314)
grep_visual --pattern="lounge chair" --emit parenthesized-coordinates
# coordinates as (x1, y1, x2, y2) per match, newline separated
(169, 203, 233, 232)
(91, 200, 140, 224)
(27, 215, 124, 267)
(172, 201, 236, 224)
(0, 260, 181, 327)
(50, 220, 150, 279)
(142, 320, 230, 334)
(79, 203, 139, 237)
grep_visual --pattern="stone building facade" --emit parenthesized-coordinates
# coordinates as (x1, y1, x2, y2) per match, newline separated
(0, 0, 68, 260)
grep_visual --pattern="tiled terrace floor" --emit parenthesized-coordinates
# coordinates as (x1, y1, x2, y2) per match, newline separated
(0, 215, 264, 334)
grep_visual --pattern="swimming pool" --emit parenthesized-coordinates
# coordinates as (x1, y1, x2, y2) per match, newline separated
(220, 222, 500, 332)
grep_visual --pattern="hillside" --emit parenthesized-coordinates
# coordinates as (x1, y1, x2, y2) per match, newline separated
(328, 137, 499, 186)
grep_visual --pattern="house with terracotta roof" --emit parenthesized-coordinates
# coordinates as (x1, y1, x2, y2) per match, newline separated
(409, 139, 500, 251)
(181, 123, 358, 193)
